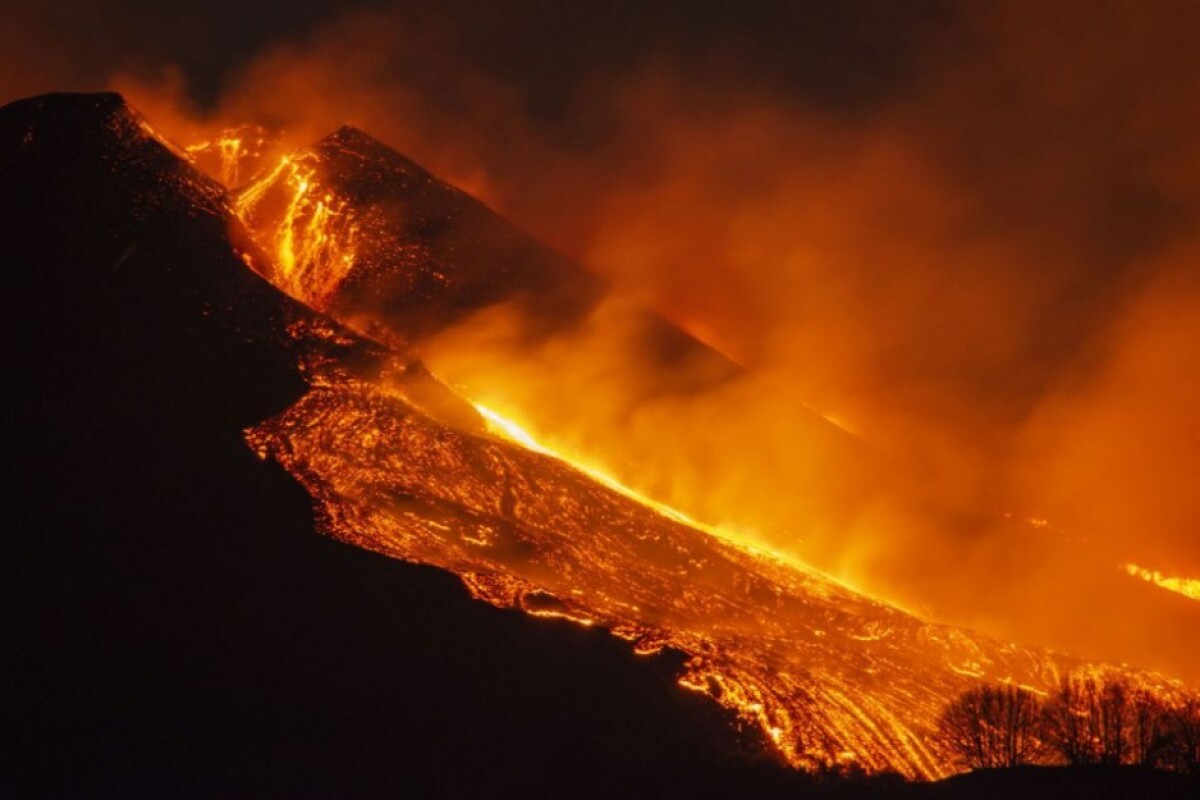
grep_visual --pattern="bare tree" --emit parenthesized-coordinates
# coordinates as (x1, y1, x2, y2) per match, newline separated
(1163, 696, 1200, 774)
(1129, 687, 1172, 767)
(1097, 678, 1131, 764)
(1042, 673, 1103, 765)
(939, 684, 1043, 769)
(1040, 670, 1189, 768)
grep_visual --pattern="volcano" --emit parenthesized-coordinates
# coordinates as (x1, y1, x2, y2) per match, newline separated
(225, 123, 1200, 693)
(0, 92, 807, 797)
(1, 93, 1195, 796)
(231, 117, 888, 577)
(234, 123, 740, 376)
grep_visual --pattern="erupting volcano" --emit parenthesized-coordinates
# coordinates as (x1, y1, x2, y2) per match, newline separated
(149, 99, 1200, 775)
(3, 91, 1197, 796)
(216, 123, 1073, 779)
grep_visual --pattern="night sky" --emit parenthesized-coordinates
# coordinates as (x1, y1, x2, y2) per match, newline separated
(2, 1, 943, 111)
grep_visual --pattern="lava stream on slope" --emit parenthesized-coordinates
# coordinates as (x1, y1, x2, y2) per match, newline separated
(178, 121, 1184, 779)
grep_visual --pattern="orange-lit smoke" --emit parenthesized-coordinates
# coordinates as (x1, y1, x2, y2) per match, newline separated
(1124, 564, 1200, 604)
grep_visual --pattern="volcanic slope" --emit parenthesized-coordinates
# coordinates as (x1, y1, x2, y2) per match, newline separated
(231, 123, 884, 556)
(234, 125, 734, 375)
(226, 120, 1200, 688)
(204, 120, 1176, 777)
(0, 92, 824, 798)
(247, 352, 1077, 780)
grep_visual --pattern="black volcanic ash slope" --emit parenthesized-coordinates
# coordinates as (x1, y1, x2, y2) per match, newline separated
(0, 92, 808, 798)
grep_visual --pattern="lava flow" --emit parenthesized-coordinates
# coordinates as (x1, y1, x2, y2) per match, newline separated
(233, 153, 360, 306)
(176, 122, 1187, 779)
(244, 354, 1041, 779)
(184, 125, 271, 188)
(1124, 564, 1200, 603)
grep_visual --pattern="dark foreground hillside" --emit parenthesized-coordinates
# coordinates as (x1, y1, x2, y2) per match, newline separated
(905, 766, 1199, 800)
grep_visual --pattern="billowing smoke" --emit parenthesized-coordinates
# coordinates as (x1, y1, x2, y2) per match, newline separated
(4, 1, 1197, 678)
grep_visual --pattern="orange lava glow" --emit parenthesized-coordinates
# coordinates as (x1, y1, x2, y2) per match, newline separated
(472, 401, 898, 610)
(187, 135, 243, 187)
(165, 121, 1194, 779)
(245, 365, 1063, 779)
(233, 153, 359, 305)
(105, 0, 1200, 704)
(1124, 564, 1200, 603)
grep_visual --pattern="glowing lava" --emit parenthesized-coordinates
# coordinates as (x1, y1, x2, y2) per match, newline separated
(233, 154, 359, 305)
(472, 401, 896, 606)
(193, 127, 1186, 780)
(1124, 563, 1200, 603)
(243, 359, 1098, 780)
(184, 125, 270, 187)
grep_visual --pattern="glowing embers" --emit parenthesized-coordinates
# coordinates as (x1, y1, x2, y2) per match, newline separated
(234, 153, 360, 307)
(1124, 563, 1200, 602)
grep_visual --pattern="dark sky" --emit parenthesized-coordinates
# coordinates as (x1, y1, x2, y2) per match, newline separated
(1, 0, 946, 114)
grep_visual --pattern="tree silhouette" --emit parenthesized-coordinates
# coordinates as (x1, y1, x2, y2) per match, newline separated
(1163, 696, 1200, 774)
(1097, 678, 1131, 764)
(1041, 671, 1142, 765)
(1042, 674, 1101, 765)
(1040, 671, 1190, 768)
(938, 684, 1043, 769)
(944, 676, 1195, 775)
(1129, 687, 1173, 767)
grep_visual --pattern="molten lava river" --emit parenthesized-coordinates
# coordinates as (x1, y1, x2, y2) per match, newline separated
(177, 126, 1181, 780)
